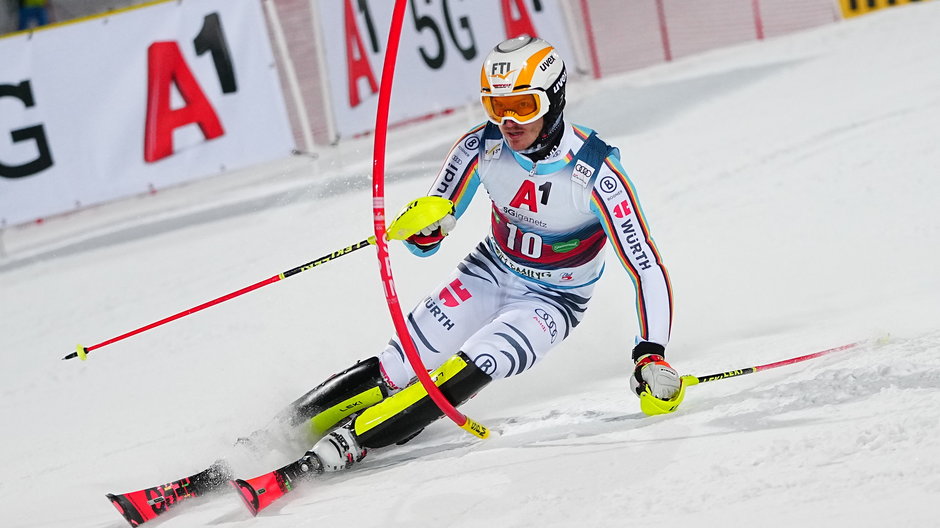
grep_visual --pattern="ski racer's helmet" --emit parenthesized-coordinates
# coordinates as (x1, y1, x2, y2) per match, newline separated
(480, 36, 567, 126)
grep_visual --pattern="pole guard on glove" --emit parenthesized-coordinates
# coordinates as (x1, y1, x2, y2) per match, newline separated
(630, 343, 687, 416)
(387, 196, 455, 241)
(638, 377, 690, 416)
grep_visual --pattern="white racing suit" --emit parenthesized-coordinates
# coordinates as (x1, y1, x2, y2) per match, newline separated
(377, 121, 673, 390)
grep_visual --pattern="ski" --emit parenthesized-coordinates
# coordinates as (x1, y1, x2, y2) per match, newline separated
(230, 450, 323, 516)
(106, 459, 232, 527)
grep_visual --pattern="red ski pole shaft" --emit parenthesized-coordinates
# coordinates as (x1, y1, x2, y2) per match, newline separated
(683, 341, 860, 385)
(64, 237, 377, 361)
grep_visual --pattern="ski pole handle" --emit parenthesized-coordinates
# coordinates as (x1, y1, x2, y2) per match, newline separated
(64, 237, 378, 361)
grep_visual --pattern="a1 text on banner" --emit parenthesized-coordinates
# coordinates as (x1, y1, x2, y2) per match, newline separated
(0, 0, 293, 226)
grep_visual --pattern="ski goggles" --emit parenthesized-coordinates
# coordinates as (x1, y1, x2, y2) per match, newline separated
(480, 90, 550, 125)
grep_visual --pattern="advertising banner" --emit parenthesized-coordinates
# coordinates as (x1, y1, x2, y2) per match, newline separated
(315, 0, 576, 139)
(839, 0, 931, 18)
(0, 0, 293, 226)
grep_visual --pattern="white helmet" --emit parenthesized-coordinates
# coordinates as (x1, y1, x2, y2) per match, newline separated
(480, 36, 567, 126)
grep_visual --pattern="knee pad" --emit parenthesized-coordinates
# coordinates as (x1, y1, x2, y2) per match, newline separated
(280, 357, 390, 436)
(353, 352, 491, 449)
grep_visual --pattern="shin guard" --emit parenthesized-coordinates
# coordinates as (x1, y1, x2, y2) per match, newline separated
(353, 352, 491, 448)
(280, 357, 389, 435)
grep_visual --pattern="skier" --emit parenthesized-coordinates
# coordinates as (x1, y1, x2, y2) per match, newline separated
(288, 35, 685, 473)
(105, 35, 689, 524)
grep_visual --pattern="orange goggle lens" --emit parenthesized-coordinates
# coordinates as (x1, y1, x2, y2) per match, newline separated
(481, 93, 546, 124)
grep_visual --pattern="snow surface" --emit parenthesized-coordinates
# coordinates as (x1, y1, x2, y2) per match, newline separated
(2, 4, 940, 527)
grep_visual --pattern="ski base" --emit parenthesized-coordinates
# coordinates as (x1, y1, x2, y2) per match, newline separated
(106, 460, 232, 527)
(231, 451, 323, 516)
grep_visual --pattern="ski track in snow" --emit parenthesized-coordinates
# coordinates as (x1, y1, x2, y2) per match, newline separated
(2, 4, 940, 527)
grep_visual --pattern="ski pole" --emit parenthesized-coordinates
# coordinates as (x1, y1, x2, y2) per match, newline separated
(63, 237, 378, 361)
(681, 341, 860, 386)
(63, 199, 455, 362)
(641, 340, 868, 415)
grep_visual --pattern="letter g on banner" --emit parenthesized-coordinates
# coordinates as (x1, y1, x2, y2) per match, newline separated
(0, 80, 54, 179)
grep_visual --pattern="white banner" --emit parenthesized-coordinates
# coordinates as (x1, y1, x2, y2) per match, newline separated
(0, 0, 293, 226)
(315, 0, 576, 139)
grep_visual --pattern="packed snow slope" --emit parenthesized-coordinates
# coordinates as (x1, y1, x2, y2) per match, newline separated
(2, 4, 940, 527)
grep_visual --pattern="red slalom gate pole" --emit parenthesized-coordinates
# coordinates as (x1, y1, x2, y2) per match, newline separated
(682, 341, 861, 386)
(370, 0, 488, 439)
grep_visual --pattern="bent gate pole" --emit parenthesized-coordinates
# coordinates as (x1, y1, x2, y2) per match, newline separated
(369, 0, 488, 439)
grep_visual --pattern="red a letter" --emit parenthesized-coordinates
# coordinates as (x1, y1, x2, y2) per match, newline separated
(509, 180, 539, 212)
(500, 0, 538, 39)
(144, 42, 224, 163)
(344, 0, 378, 108)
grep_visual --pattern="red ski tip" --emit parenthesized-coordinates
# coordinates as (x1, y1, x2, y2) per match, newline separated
(106, 492, 150, 527)
(230, 479, 260, 517)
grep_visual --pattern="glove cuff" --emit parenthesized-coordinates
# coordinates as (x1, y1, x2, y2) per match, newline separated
(407, 231, 445, 252)
(632, 341, 665, 362)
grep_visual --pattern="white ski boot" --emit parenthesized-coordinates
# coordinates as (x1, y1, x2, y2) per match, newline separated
(310, 422, 367, 472)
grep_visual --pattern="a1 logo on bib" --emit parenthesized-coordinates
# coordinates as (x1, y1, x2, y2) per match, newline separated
(572, 160, 594, 187)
